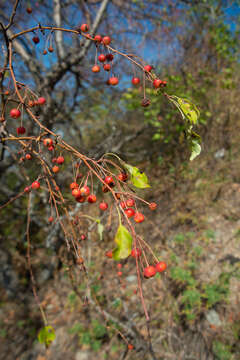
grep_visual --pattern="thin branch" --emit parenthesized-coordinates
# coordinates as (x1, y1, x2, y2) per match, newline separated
(6, 0, 20, 30)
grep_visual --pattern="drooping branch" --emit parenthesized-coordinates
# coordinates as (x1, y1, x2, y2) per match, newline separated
(42, 0, 110, 91)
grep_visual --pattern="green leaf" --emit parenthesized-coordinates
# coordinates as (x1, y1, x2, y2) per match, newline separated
(190, 138, 201, 161)
(169, 96, 200, 124)
(97, 222, 104, 241)
(112, 225, 132, 260)
(38, 326, 55, 348)
(178, 98, 199, 124)
(122, 163, 150, 189)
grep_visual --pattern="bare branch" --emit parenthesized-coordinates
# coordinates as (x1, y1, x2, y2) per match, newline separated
(6, 29, 45, 87)
(6, 0, 20, 30)
(53, 0, 65, 58)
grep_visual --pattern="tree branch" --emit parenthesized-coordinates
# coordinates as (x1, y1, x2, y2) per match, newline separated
(53, 0, 65, 59)
(6, 0, 20, 30)
(41, 0, 110, 91)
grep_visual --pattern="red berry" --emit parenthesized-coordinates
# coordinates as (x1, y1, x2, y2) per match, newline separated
(153, 79, 162, 88)
(117, 263, 122, 269)
(10, 108, 21, 118)
(37, 97, 46, 105)
(81, 24, 89, 32)
(120, 201, 127, 209)
(48, 145, 54, 151)
(131, 77, 140, 85)
(32, 36, 40, 44)
(56, 156, 64, 164)
(144, 65, 152, 72)
(141, 98, 151, 107)
(25, 153, 31, 160)
(94, 35, 102, 43)
(98, 54, 106, 62)
(117, 271, 122, 277)
(134, 212, 144, 223)
(31, 181, 40, 190)
(109, 77, 119, 86)
(106, 53, 114, 61)
(128, 344, 134, 350)
(117, 172, 128, 182)
(48, 46, 54, 53)
(70, 182, 79, 190)
(126, 198, 135, 207)
(48, 216, 54, 223)
(92, 65, 100, 73)
(43, 138, 53, 147)
(43, 50, 47, 55)
(106, 250, 113, 258)
(149, 202, 157, 210)
(55, 186, 60, 191)
(131, 248, 142, 258)
(155, 261, 167, 273)
(103, 64, 111, 71)
(26, 7, 32, 14)
(162, 80, 167, 87)
(72, 188, 81, 197)
(87, 194, 97, 203)
(76, 195, 85, 203)
(17, 126, 26, 135)
(124, 208, 135, 218)
(52, 165, 60, 173)
(104, 176, 115, 186)
(80, 185, 90, 196)
(144, 265, 156, 278)
(24, 186, 31, 193)
(102, 36, 111, 45)
(99, 201, 108, 211)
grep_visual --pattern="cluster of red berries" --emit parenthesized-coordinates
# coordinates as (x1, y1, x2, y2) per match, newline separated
(9, 97, 46, 135)
(24, 180, 41, 192)
(51, 155, 65, 173)
(69, 175, 113, 207)
(32, 33, 54, 54)
(144, 261, 167, 278)
(105, 247, 166, 279)
(28, 97, 46, 106)
(69, 171, 157, 223)
(120, 198, 145, 223)
(70, 183, 93, 204)
(29, 22, 167, 96)
(77, 23, 167, 92)
(42, 137, 55, 152)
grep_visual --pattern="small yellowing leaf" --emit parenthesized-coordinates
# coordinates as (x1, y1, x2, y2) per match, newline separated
(112, 225, 132, 260)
